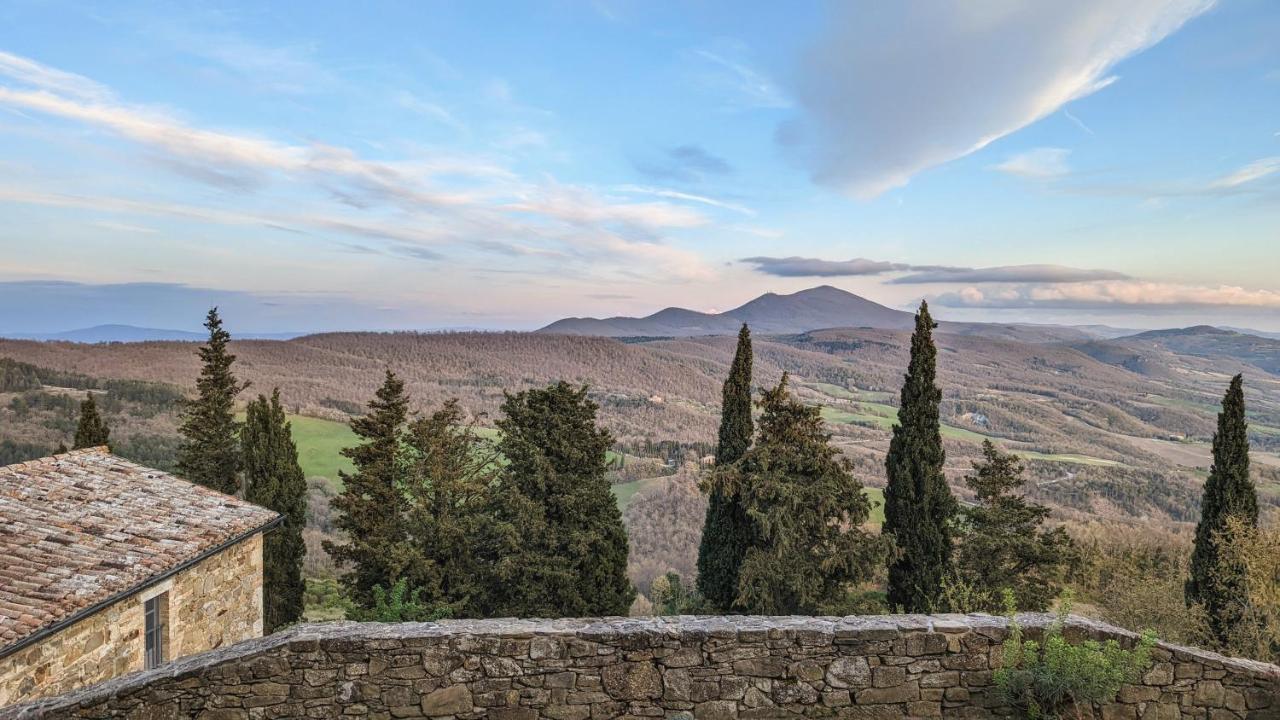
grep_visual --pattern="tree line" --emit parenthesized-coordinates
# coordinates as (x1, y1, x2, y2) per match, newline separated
(694, 303, 1267, 656)
(67, 304, 1266, 651)
(161, 308, 632, 624)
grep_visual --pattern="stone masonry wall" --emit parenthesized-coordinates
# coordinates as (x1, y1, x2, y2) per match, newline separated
(0, 533, 264, 707)
(3, 614, 1277, 720)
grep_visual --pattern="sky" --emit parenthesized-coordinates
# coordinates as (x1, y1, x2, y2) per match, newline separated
(1, 0, 1279, 333)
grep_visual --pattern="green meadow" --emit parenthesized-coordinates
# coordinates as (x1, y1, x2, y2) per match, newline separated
(820, 404, 989, 442)
(286, 414, 356, 482)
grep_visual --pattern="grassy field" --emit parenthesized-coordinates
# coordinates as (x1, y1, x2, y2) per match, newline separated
(863, 486, 885, 526)
(612, 476, 669, 511)
(1013, 450, 1120, 467)
(820, 404, 989, 443)
(287, 415, 356, 481)
(286, 414, 626, 486)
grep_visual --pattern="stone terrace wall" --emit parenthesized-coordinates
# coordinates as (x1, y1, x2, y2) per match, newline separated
(4, 615, 1278, 720)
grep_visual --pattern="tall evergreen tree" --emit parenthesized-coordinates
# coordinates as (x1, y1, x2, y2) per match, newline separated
(399, 399, 506, 618)
(176, 308, 245, 495)
(1187, 374, 1258, 642)
(952, 441, 1075, 612)
(697, 323, 754, 611)
(883, 300, 957, 611)
(72, 393, 110, 450)
(487, 382, 635, 617)
(324, 370, 414, 607)
(243, 390, 307, 632)
(732, 375, 890, 614)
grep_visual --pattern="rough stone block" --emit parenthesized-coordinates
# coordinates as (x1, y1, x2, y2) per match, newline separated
(855, 679, 920, 704)
(602, 661, 663, 700)
(420, 684, 472, 716)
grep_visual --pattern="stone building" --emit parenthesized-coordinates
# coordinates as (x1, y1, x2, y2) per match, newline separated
(0, 448, 280, 706)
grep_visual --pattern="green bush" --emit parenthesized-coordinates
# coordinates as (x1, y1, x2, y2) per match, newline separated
(346, 578, 454, 623)
(996, 589, 1156, 720)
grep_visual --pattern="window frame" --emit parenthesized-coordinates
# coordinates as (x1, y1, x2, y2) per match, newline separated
(143, 591, 169, 669)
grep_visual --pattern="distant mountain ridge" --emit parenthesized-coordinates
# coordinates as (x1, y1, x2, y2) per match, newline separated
(538, 285, 916, 337)
(3, 324, 304, 343)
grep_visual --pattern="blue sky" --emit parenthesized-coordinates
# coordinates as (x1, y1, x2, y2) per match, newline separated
(1, 0, 1278, 333)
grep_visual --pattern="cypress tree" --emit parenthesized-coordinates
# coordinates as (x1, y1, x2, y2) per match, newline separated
(72, 393, 110, 450)
(324, 370, 413, 608)
(697, 323, 754, 611)
(884, 300, 957, 612)
(487, 382, 634, 617)
(953, 441, 1075, 612)
(733, 375, 890, 614)
(1186, 374, 1258, 642)
(176, 308, 245, 495)
(243, 390, 307, 633)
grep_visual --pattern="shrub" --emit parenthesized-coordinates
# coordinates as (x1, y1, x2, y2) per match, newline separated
(1213, 515, 1280, 664)
(996, 589, 1156, 720)
(650, 572, 704, 615)
(346, 578, 454, 623)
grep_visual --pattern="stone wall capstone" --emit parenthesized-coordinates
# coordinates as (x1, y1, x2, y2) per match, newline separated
(4, 614, 1277, 720)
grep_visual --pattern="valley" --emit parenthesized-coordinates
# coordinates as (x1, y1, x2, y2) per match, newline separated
(4, 286, 1280, 605)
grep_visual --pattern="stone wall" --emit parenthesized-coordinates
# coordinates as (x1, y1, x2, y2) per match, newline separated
(0, 533, 264, 707)
(3, 614, 1277, 720)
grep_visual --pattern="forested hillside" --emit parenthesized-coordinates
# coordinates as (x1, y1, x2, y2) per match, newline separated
(4, 324, 1280, 621)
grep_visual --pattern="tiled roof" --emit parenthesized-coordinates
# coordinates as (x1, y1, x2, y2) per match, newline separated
(0, 448, 279, 653)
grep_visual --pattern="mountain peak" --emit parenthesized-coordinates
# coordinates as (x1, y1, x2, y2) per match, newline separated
(538, 286, 913, 337)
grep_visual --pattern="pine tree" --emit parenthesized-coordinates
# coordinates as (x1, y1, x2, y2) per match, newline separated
(399, 399, 505, 618)
(697, 323, 754, 611)
(1187, 374, 1258, 642)
(72, 394, 110, 450)
(952, 441, 1075, 612)
(176, 308, 246, 495)
(884, 300, 957, 612)
(487, 382, 634, 617)
(324, 370, 414, 608)
(243, 390, 307, 633)
(732, 375, 890, 614)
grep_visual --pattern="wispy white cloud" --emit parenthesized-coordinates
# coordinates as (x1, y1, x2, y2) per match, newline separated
(504, 184, 707, 229)
(892, 264, 1127, 284)
(184, 35, 337, 96)
(741, 256, 909, 277)
(992, 148, 1072, 180)
(0, 51, 714, 281)
(91, 220, 157, 234)
(783, 1, 1214, 198)
(740, 256, 1126, 283)
(395, 91, 466, 132)
(1063, 109, 1096, 136)
(614, 185, 755, 216)
(1209, 156, 1280, 189)
(693, 46, 790, 110)
(0, 51, 112, 102)
(933, 281, 1280, 310)
(1057, 154, 1280, 199)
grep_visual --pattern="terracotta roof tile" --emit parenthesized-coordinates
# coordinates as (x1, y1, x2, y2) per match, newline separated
(0, 448, 278, 652)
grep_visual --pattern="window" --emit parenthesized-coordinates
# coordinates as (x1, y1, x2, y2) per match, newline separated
(144, 592, 169, 669)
